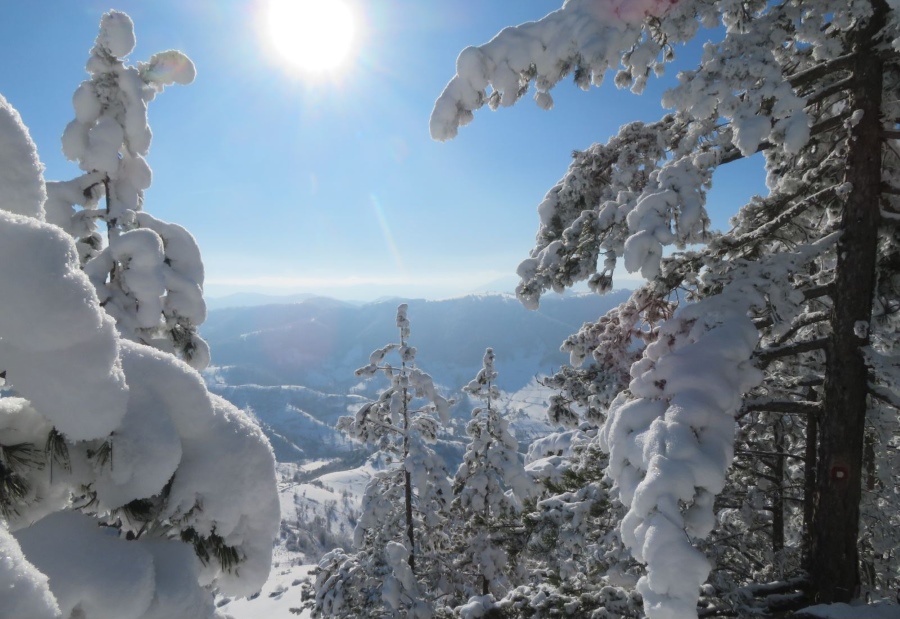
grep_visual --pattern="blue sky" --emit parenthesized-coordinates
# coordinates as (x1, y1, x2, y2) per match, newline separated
(1, 0, 764, 301)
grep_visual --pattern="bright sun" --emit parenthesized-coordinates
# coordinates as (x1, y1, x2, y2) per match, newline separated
(266, 0, 356, 75)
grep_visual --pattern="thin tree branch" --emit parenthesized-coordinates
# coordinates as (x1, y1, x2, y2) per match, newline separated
(718, 187, 838, 255)
(803, 76, 855, 106)
(787, 52, 857, 89)
(756, 337, 829, 365)
(742, 400, 823, 416)
(774, 310, 829, 346)
(736, 449, 807, 461)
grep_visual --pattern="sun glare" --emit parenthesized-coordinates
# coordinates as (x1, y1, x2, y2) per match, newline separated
(265, 0, 356, 75)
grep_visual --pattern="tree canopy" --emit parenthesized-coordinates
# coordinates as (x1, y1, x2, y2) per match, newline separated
(432, 0, 900, 617)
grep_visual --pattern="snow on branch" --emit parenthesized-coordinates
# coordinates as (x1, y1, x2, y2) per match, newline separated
(0, 17, 278, 617)
(52, 10, 209, 369)
(0, 95, 128, 441)
(596, 234, 833, 619)
(0, 95, 45, 218)
(430, 0, 683, 141)
(599, 282, 765, 619)
(515, 112, 722, 307)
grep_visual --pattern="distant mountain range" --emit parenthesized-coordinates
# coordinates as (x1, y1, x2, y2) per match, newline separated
(205, 292, 322, 310)
(201, 290, 630, 392)
(200, 290, 629, 464)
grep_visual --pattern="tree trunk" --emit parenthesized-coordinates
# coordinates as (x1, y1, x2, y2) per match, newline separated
(483, 403, 492, 597)
(802, 388, 818, 572)
(403, 385, 415, 573)
(405, 467, 415, 571)
(772, 422, 785, 555)
(810, 0, 886, 603)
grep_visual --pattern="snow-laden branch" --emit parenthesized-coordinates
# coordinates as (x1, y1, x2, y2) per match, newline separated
(595, 232, 834, 619)
(430, 0, 682, 141)
(0, 94, 128, 441)
(0, 95, 45, 219)
(513, 114, 725, 307)
(599, 283, 764, 619)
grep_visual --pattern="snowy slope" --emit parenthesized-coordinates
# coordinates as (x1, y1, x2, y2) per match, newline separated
(206, 381, 364, 461)
(216, 460, 388, 619)
(216, 564, 313, 619)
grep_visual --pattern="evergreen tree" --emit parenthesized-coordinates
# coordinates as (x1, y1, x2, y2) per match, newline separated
(0, 13, 278, 618)
(497, 436, 643, 619)
(432, 0, 900, 616)
(46, 10, 209, 369)
(310, 304, 452, 618)
(446, 348, 530, 609)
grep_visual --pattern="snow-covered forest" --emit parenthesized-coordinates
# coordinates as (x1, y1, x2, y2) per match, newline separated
(3, 1, 900, 619)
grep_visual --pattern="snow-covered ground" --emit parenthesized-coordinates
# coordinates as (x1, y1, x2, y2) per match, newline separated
(217, 564, 314, 619)
(502, 377, 558, 443)
(216, 458, 392, 618)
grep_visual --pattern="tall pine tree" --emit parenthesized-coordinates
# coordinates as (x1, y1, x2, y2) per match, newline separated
(432, 0, 900, 615)
(0, 12, 278, 618)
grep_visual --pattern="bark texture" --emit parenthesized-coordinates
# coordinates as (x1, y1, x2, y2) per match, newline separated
(810, 0, 886, 602)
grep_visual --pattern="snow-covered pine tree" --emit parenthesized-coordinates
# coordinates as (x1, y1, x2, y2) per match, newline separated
(432, 0, 900, 616)
(45, 10, 209, 369)
(491, 380, 643, 617)
(310, 304, 452, 618)
(445, 348, 530, 611)
(0, 16, 278, 619)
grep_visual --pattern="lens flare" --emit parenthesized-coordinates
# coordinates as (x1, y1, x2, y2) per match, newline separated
(370, 194, 404, 270)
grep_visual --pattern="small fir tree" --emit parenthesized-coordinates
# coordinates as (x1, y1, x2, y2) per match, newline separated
(310, 304, 452, 618)
(447, 348, 530, 609)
